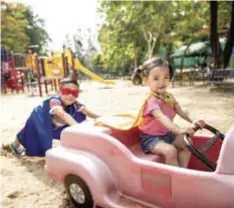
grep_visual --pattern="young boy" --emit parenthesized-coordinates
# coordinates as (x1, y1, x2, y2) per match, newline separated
(9, 77, 99, 157)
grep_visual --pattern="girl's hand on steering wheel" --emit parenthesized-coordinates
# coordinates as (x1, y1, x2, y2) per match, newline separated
(193, 120, 206, 129)
(185, 127, 195, 137)
(179, 127, 195, 137)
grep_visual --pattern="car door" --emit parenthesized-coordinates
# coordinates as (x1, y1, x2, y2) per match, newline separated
(139, 162, 175, 207)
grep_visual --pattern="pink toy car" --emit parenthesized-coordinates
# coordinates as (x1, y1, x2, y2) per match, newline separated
(45, 119, 234, 208)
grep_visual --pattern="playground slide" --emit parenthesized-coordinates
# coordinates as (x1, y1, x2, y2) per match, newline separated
(73, 59, 115, 85)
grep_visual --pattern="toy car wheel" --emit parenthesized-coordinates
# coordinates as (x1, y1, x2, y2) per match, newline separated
(64, 174, 93, 208)
(132, 74, 142, 85)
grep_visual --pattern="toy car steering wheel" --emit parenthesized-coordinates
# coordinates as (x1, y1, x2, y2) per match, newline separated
(184, 124, 225, 171)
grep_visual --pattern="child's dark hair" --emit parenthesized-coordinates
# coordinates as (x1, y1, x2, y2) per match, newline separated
(59, 77, 79, 88)
(141, 57, 170, 78)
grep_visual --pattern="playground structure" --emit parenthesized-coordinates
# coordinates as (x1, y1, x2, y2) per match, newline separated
(1, 47, 114, 96)
(44, 49, 114, 85)
(1, 49, 28, 94)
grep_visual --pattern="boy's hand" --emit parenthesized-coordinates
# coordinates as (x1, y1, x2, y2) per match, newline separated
(193, 120, 206, 129)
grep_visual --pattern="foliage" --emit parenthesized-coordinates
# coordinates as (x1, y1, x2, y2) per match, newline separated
(1, 1, 50, 54)
(97, 0, 233, 73)
(1, 2, 29, 52)
(24, 7, 51, 54)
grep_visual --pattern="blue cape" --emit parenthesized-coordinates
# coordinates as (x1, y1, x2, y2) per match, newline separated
(17, 97, 86, 156)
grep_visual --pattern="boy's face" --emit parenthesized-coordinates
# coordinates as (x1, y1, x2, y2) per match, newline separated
(59, 83, 79, 106)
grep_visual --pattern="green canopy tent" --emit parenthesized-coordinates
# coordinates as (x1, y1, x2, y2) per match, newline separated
(170, 38, 226, 69)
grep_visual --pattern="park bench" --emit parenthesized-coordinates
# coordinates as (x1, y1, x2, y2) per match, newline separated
(209, 68, 234, 86)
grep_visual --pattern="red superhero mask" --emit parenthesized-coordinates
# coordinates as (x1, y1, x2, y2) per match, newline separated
(60, 87, 79, 98)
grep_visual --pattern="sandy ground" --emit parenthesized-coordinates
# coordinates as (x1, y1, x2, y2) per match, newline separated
(1, 80, 234, 208)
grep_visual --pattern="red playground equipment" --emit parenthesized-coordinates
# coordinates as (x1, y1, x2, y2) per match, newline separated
(1, 45, 113, 96)
(1, 46, 69, 97)
(1, 48, 26, 93)
(1, 47, 44, 96)
(3, 69, 25, 93)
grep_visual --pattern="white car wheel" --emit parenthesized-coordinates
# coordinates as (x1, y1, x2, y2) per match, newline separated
(65, 175, 93, 208)
(69, 183, 86, 204)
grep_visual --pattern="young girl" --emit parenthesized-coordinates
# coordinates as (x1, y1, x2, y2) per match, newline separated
(138, 57, 205, 167)
(8, 77, 100, 157)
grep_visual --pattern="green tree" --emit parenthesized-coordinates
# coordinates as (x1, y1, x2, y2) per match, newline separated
(24, 7, 51, 54)
(98, 1, 203, 72)
(1, 1, 29, 51)
(171, 1, 209, 76)
(98, 1, 232, 74)
(98, 1, 138, 71)
(1, 1, 50, 54)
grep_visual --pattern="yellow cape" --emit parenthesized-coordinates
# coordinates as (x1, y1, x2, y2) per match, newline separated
(95, 91, 176, 131)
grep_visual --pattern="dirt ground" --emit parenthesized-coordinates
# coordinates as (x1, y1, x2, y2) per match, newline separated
(1, 80, 234, 208)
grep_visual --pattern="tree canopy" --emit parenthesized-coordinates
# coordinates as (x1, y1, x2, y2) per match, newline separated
(97, 1, 232, 72)
(1, 1, 50, 54)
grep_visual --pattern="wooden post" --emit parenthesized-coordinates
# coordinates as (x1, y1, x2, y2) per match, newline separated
(28, 50, 34, 96)
(40, 58, 48, 94)
(61, 52, 68, 77)
(71, 49, 75, 69)
(70, 48, 79, 81)
(62, 45, 69, 77)
(1, 70, 7, 94)
(54, 79, 57, 91)
(10, 51, 15, 69)
(25, 70, 30, 92)
(35, 55, 42, 97)
(51, 79, 54, 91)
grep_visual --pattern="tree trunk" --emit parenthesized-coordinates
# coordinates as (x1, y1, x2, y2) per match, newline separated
(210, 1, 222, 70)
(148, 35, 157, 59)
(144, 31, 158, 59)
(180, 43, 191, 86)
(166, 43, 173, 60)
(223, 1, 234, 69)
(147, 32, 158, 59)
(134, 57, 138, 69)
(134, 48, 139, 69)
